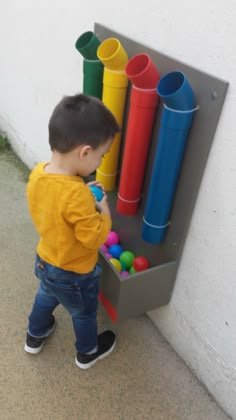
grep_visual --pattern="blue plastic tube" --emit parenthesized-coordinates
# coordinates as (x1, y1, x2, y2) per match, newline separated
(142, 71, 196, 243)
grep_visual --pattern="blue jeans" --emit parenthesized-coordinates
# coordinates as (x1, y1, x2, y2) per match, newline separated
(27, 255, 101, 354)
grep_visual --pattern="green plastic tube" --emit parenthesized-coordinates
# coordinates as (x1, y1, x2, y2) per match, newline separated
(75, 31, 103, 98)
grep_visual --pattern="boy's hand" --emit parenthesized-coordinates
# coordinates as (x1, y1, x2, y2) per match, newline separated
(96, 193, 111, 217)
(87, 180, 105, 192)
(87, 181, 110, 217)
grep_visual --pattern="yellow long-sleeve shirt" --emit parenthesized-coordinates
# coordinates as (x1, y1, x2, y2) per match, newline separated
(26, 163, 111, 273)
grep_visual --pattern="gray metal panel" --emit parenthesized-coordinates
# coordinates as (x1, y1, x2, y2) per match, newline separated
(95, 23, 228, 265)
(94, 23, 229, 320)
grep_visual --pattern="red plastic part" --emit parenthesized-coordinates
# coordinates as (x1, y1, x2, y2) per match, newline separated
(98, 290, 117, 323)
(125, 54, 160, 89)
(117, 86, 159, 215)
(117, 54, 160, 215)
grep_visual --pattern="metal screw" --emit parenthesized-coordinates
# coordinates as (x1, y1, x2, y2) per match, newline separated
(210, 90, 217, 101)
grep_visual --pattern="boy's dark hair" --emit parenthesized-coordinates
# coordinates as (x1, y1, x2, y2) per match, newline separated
(48, 94, 120, 153)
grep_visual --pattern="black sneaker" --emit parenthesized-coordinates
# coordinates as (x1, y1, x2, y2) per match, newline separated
(24, 316, 56, 354)
(75, 330, 116, 369)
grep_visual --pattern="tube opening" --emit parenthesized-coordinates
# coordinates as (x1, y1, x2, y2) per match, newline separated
(157, 71, 185, 97)
(97, 38, 120, 60)
(126, 54, 150, 77)
(76, 31, 94, 50)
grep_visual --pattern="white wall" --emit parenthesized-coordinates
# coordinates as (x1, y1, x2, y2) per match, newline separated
(0, 1, 235, 417)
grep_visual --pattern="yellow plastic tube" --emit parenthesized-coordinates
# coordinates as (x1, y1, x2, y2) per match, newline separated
(96, 38, 129, 190)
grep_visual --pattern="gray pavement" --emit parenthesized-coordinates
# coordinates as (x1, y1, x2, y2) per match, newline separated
(0, 148, 230, 420)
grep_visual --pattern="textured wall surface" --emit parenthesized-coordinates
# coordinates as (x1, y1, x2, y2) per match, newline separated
(0, 1, 235, 417)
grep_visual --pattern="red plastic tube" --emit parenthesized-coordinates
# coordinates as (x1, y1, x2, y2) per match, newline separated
(117, 54, 160, 215)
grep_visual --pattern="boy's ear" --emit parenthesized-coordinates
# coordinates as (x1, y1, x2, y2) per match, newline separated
(78, 145, 92, 158)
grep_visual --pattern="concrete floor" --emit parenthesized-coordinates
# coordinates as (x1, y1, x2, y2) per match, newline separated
(0, 149, 231, 420)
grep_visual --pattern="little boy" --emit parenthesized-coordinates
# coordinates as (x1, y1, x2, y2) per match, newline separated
(24, 93, 120, 369)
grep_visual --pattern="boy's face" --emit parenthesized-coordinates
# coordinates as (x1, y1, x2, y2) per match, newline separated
(77, 138, 113, 177)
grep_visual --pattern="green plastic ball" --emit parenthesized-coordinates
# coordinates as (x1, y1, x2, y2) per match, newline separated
(120, 251, 135, 269)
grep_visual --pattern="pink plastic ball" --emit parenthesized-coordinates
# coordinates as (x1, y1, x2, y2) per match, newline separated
(100, 244, 108, 253)
(105, 253, 113, 259)
(120, 271, 129, 278)
(105, 231, 119, 247)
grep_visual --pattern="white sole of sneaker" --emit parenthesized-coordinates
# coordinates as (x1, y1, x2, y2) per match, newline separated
(24, 342, 45, 354)
(75, 338, 116, 370)
(24, 321, 56, 355)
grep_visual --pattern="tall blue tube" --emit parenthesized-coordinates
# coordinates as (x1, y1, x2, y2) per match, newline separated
(142, 71, 196, 243)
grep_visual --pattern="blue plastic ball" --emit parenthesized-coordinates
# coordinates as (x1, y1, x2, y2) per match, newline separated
(109, 244, 124, 259)
(89, 185, 104, 202)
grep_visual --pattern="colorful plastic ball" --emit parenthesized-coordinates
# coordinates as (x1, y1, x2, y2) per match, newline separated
(89, 185, 104, 202)
(105, 253, 113, 259)
(100, 244, 108, 253)
(129, 266, 137, 274)
(120, 260, 127, 271)
(109, 244, 124, 259)
(110, 258, 121, 272)
(133, 256, 150, 272)
(105, 231, 119, 247)
(120, 271, 129, 278)
(120, 250, 135, 269)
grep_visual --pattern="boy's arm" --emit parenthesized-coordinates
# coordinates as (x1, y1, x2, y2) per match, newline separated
(65, 186, 112, 250)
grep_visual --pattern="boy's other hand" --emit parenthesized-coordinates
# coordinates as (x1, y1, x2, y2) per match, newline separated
(96, 193, 111, 217)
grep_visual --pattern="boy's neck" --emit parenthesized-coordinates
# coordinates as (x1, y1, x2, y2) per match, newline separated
(45, 151, 78, 176)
